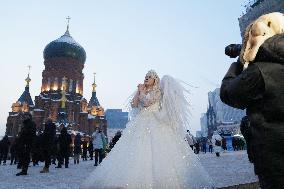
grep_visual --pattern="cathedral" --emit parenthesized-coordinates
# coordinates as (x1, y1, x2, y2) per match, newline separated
(6, 22, 107, 137)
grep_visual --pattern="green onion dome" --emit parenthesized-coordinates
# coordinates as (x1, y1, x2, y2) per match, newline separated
(43, 30, 86, 63)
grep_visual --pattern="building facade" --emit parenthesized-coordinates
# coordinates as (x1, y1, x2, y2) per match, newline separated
(239, 0, 284, 37)
(201, 88, 246, 137)
(199, 113, 208, 137)
(6, 25, 107, 137)
(105, 109, 128, 139)
(105, 109, 128, 129)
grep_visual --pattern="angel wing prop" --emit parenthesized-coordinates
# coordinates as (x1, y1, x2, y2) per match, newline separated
(160, 75, 191, 139)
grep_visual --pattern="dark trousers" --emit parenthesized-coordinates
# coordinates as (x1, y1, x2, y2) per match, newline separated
(195, 148, 200, 154)
(82, 150, 87, 160)
(51, 155, 56, 164)
(58, 151, 69, 168)
(94, 149, 103, 165)
(32, 154, 39, 166)
(10, 153, 17, 165)
(74, 153, 80, 164)
(209, 145, 213, 153)
(0, 151, 8, 164)
(43, 149, 51, 168)
(18, 146, 31, 173)
(89, 150, 93, 160)
(203, 145, 207, 153)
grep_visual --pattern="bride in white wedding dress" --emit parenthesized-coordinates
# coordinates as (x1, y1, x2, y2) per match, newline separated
(81, 70, 214, 189)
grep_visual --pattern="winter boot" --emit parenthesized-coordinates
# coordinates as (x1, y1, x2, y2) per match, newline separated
(40, 167, 49, 173)
(16, 171, 27, 176)
(55, 165, 62, 168)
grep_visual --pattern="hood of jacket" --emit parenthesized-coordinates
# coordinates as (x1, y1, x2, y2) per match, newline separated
(255, 33, 284, 65)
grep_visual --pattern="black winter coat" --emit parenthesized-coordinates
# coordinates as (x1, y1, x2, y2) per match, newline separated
(10, 137, 19, 155)
(41, 122, 56, 152)
(0, 136, 10, 154)
(88, 142, 93, 152)
(74, 135, 82, 154)
(220, 34, 284, 189)
(82, 141, 88, 151)
(18, 119, 36, 148)
(58, 129, 72, 153)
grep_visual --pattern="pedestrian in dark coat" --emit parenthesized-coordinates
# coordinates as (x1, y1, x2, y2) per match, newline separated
(32, 132, 42, 166)
(10, 137, 19, 165)
(88, 139, 93, 160)
(0, 135, 10, 165)
(202, 140, 207, 153)
(40, 118, 56, 173)
(51, 135, 58, 165)
(73, 133, 81, 164)
(16, 113, 36, 176)
(82, 138, 88, 161)
(220, 27, 284, 188)
(208, 138, 213, 153)
(194, 141, 200, 154)
(56, 127, 72, 168)
(221, 137, 227, 151)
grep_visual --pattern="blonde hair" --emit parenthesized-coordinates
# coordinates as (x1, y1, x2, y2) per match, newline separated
(146, 70, 160, 90)
(240, 23, 253, 65)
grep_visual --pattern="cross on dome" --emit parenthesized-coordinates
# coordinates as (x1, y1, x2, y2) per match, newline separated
(92, 73, 97, 92)
(25, 65, 31, 86)
(65, 16, 71, 35)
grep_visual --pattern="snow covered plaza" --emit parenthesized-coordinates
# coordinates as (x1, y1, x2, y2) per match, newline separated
(2, 0, 284, 188)
(0, 151, 258, 189)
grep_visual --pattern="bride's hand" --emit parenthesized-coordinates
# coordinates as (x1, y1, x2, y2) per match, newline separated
(137, 84, 146, 94)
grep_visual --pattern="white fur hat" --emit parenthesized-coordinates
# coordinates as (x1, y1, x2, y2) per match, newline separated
(241, 12, 284, 68)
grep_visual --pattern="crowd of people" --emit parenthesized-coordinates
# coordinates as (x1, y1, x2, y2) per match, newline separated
(232, 137, 246, 151)
(185, 130, 247, 157)
(0, 113, 123, 176)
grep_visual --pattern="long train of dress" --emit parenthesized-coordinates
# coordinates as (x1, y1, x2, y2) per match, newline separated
(81, 102, 214, 189)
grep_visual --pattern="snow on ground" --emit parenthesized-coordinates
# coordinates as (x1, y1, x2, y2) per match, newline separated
(0, 151, 258, 189)
(0, 161, 94, 189)
(198, 150, 259, 188)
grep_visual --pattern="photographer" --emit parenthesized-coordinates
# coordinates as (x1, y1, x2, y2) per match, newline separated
(220, 13, 284, 189)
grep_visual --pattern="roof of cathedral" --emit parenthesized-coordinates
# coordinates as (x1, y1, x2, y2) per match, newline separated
(43, 29, 86, 63)
(88, 73, 100, 108)
(18, 86, 34, 106)
(88, 91, 100, 108)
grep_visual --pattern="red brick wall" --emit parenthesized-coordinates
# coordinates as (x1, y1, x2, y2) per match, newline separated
(42, 57, 84, 94)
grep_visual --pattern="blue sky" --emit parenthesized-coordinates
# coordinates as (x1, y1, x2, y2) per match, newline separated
(0, 0, 247, 136)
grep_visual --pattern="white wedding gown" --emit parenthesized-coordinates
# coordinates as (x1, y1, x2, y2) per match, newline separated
(81, 77, 214, 189)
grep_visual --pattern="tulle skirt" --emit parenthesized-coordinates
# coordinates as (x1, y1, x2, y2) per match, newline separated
(81, 110, 214, 189)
